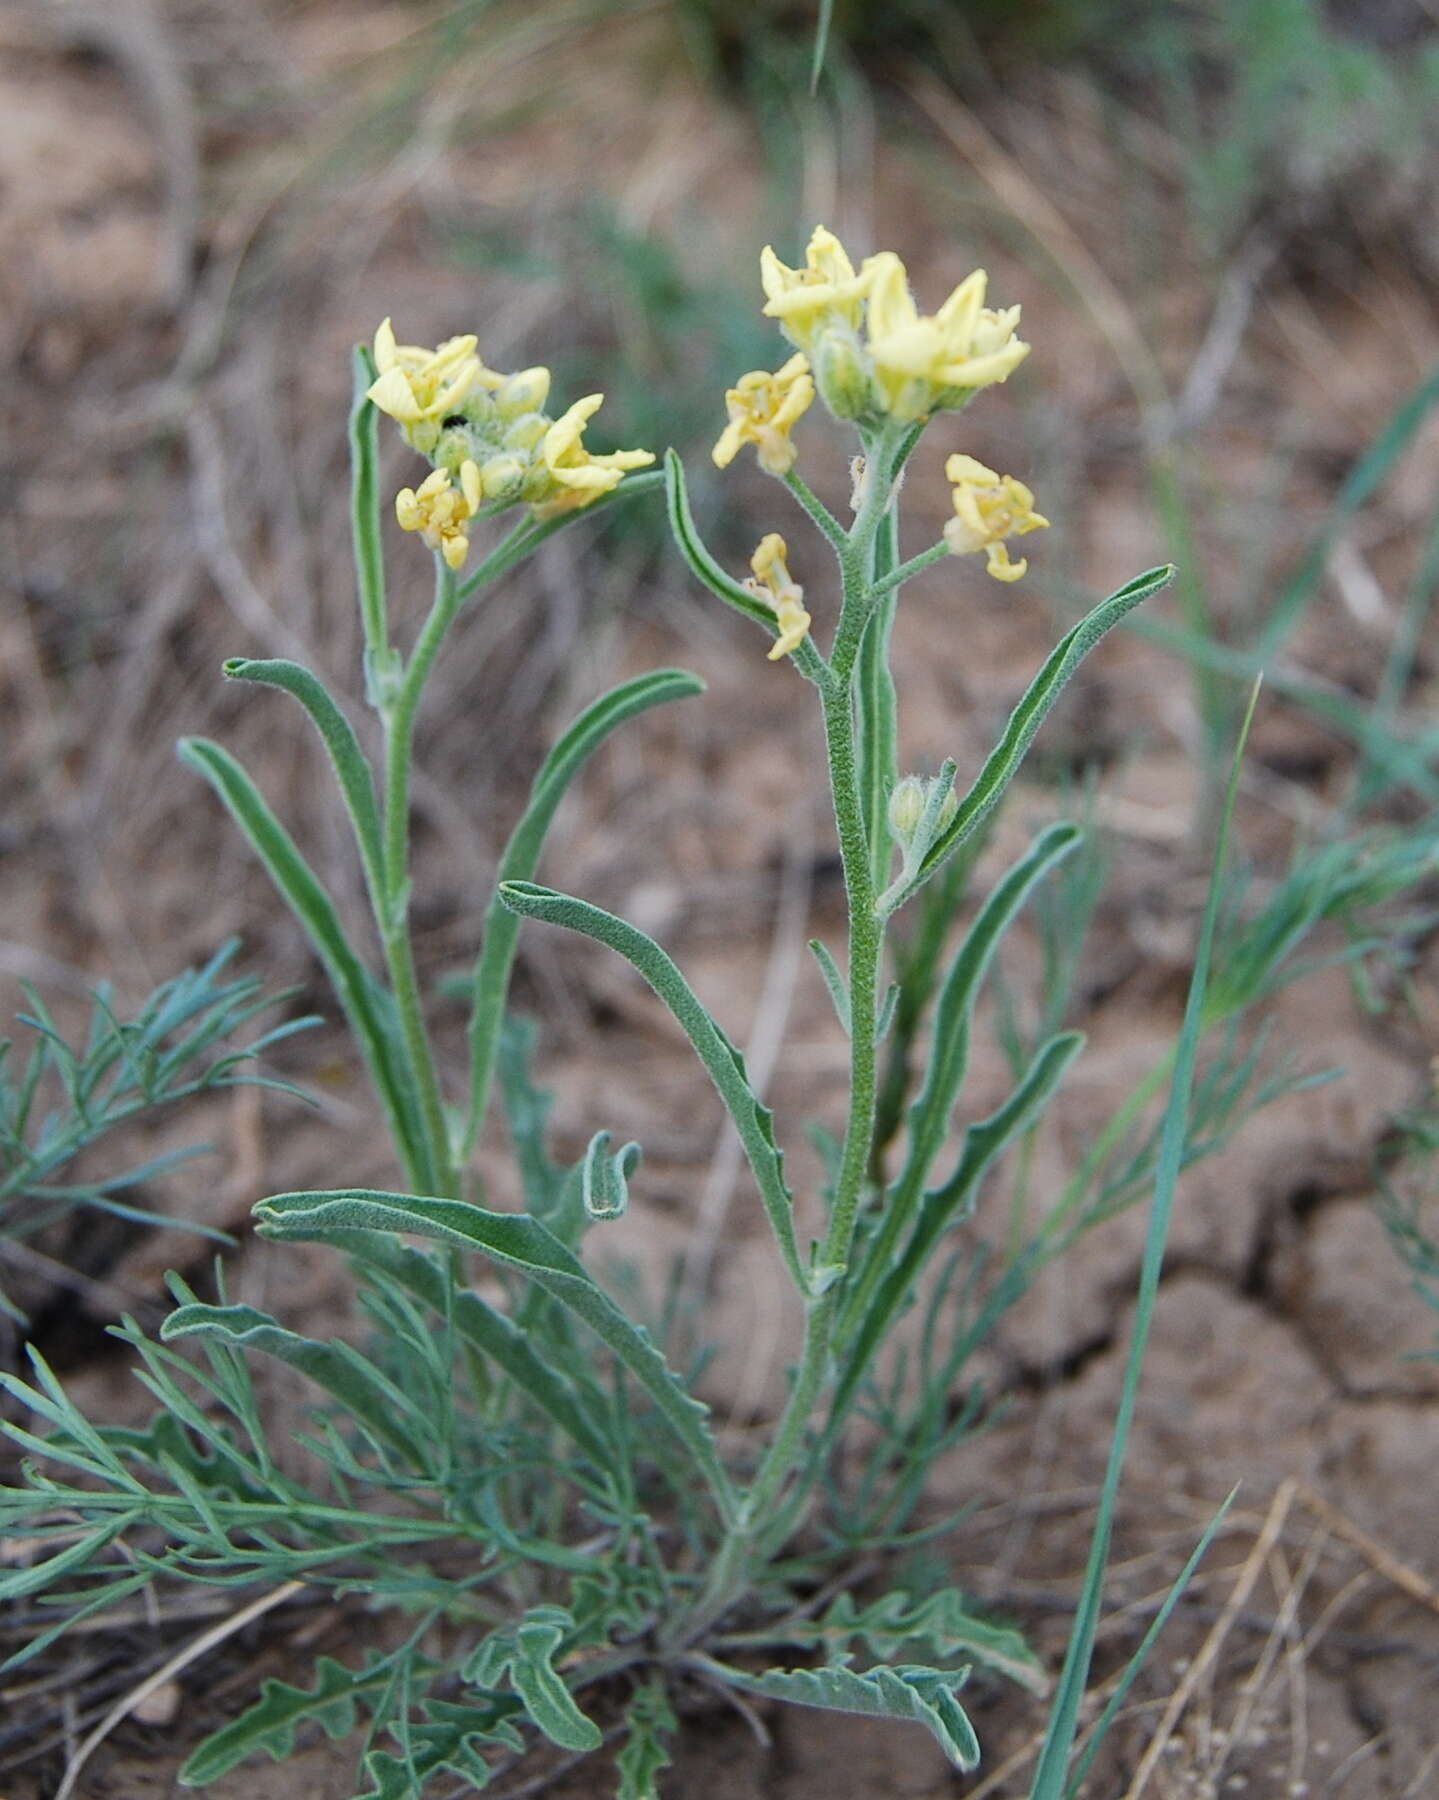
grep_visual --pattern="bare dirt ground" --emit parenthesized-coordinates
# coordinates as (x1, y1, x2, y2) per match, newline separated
(5, 2, 1439, 1795)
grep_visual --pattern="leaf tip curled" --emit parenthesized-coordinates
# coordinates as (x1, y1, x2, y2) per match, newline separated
(497, 880, 555, 917)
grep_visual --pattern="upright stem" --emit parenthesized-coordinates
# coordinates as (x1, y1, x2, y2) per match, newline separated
(379, 562, 463, 1198)
(676, 623, 886, 1641)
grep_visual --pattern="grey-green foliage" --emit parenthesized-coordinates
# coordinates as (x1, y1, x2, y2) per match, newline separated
(6, 257, 1431, 1800)
(0, 941, 312, 1319)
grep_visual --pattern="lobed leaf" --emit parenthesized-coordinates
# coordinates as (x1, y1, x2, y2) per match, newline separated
(616, 1676, 678, 1800)
(181, 1655, 397, 1784)
(774, 1587, 1045, 1695)
(464, 1605, 601, 1753)
(702, 1659, 980, 1770)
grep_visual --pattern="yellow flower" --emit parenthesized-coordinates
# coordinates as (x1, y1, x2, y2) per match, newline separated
(530, 394, 655, 520)
(865, 260, 1029, 422)
(745, 533, 812, 660)
(395, 460, 483, 570)
(712, 355, 815, 477)
(366, 318, 495, 429)
(943, 454, 1049, 583)
(760, 225, 873, 350)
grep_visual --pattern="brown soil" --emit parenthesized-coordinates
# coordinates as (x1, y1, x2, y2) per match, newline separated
(5, 2, 1439, 1796)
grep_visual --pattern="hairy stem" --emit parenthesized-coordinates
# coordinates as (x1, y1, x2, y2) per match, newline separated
(379, 563, 462, 1197)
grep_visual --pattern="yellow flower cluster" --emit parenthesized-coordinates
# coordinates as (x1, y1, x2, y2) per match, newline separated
(744, 534, 812, 660)
(942, 455, 1049, 583)
(737, 226, 1030, 433)
(366, 319, 654, 565)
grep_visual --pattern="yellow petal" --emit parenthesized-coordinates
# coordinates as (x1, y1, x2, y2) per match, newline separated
(367, 366, 421, 422)
(373, 317, 398, 373)
(945, 453, 1000, 485)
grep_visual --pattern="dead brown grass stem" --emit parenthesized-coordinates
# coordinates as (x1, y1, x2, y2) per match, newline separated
(54, 1577, 305, 1800)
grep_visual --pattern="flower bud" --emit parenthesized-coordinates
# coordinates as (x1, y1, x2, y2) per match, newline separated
(503, 412, 550, 453)
(479, 453, 527, 501)
(888, 774, 958, 854)
(810, 325, 872, 422)
(887, 776, 926, 847)
(495, 366, 552, 417)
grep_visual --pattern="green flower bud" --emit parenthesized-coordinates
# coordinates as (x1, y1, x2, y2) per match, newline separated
(887, 776, 926, 847)
(503, 412, 550, 453)
(479, 453, 527, 502)
(811, 324, 872, 422)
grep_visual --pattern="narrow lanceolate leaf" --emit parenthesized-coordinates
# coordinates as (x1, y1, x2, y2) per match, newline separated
(896, 823, 1080, 1212)
(808, 938, 850, 1034)
(834, 1030, 1085, 1424)
(350, 1238, 615, 1467)
(664, 450, 778, 628)
(702, 1661, 980, 1771)
(161, 1304, 428, 1468)
(219, 658, 386, 917)
(255, 1189, 739, 1525)
(463, 668, 704, 1159)
(177, 737, 429, 1186)
(887, 565, 1173, 911)
(496, 882, 808, 1293)
(464, 1606, 601, 1753)
(839, 823, 1079, 1350)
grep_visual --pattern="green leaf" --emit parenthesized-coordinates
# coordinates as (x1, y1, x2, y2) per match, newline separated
(702, 1660, 980, 1771)
(808, 938, 851, 1034)
(664, 449, 778, 629)
(582, 1130, 641, 1220)
(495, 1014, 564, 1218)
(463, 668, 704, 1159)
(181, 1655, 395, 1784)
(160, 1303, 428, 1468)
(616, 1676, 677, 1800)
(255, 1188, 739, 1525)
(773, 1588, 1046, 1695)
(895, 566, 1173, 909)
(219, 658, 386, 923)
(177, 736, 432, 1189)
(358, 1694, 523, 1799)
(838, 824, 1080, 1355)
(833, 1030, 1085, 1426)
(1029, 683, 1262, 1800)
(496, 882, 807, 1294)
(344, 1235, 614, 1465)
(894, 823, 1079, 1223)
(464, 1606, 601, 1752)
(349, 344, 387, 656)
